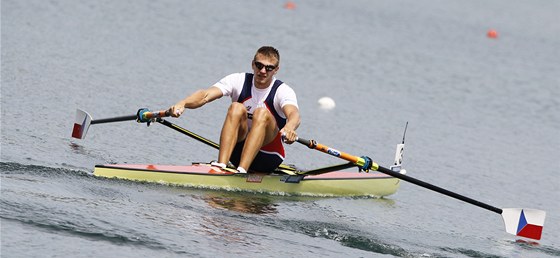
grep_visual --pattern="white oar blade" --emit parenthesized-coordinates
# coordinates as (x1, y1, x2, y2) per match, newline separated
(501, 208, 546, 240)
(393, 143, 405, 166)
(72, 109, 92, 139)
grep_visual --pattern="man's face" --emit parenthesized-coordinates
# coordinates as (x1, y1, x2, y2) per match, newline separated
(252, 53, 279, 88)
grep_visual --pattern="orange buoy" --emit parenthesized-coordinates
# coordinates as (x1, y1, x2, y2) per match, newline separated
(284, 1, 296, 10)
(487, 29, 498, 39)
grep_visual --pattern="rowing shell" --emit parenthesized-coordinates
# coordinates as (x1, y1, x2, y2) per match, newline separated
(75, 109, 546, 240)
(93, 163, 400, 197)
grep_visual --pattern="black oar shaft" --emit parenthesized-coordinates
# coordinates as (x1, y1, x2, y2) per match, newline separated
(376, 166, 503, 214)
(90, 110, 171, 125)
(296, 137, 503, 215)
(91, 115, 137, 124)
(301, 162, 357, 175)
(157, 119, 220, 149)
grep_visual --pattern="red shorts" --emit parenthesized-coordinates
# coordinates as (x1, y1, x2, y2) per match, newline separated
(229, 133, 285, 172)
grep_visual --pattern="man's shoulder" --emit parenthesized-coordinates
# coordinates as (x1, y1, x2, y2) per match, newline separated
(224, 72, 249, 79)
(218, 73, 249, 85)
(276, 81, 295, 93)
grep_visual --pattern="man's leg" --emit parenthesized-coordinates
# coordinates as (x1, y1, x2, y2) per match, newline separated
(238, 107, 278, 171)
(217, 103, 248, 165)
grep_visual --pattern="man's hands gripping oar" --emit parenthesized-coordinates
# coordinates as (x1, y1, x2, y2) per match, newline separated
(293, 136, 546, 241)
(71, 108, 171, 139)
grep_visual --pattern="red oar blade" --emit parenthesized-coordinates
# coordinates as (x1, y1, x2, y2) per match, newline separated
(72, 109, 92, 139)
(502, 208, 546, 240)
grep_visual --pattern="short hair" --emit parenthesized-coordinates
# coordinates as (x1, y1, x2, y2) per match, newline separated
(254, 46, 280, 65)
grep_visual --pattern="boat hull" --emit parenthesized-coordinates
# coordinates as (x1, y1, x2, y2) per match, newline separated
(93, 164, 400, 197)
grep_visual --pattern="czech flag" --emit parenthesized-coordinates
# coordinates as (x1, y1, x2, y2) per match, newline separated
(502, 208, 546, 240)
(72, 109, 92, 139)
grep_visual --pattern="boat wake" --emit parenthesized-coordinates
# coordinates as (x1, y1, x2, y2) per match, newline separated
(0, 161, 90, 177)
(279, 219, 411, 256)
(0, 215, 168, 250)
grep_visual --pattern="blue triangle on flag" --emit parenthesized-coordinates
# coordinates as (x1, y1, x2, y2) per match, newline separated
(517, 209, 528, 234)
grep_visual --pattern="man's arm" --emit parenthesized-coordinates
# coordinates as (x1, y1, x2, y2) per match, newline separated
(169, 86, 224, 117)
(280, 104, 300, 144)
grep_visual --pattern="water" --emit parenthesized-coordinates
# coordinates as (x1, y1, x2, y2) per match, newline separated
(2, 0, 559, 257)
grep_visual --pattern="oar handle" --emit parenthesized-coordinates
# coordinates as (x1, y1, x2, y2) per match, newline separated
(295, 137, 376, 170)
(136, 108, 171, 123)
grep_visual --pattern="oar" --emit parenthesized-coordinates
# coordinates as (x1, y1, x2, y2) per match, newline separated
(72, 108, 170, 139)
(156, 118, 220, 149)
(294, 137, 546, 240)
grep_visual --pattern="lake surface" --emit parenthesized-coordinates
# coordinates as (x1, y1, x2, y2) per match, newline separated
(2, 0, 559, 257)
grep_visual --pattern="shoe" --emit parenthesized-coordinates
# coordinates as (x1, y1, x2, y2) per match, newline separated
(210, 161, 226, 169)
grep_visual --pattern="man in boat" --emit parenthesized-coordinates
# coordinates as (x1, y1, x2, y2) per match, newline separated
(169, 46, 300, 174)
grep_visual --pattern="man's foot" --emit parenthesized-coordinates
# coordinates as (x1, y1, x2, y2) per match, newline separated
(210, 161, 226, 169)
(210, 162, 240, 173)
(236, 167, 247, 174)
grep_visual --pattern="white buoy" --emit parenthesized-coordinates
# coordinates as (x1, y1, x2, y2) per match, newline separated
(318, 97, 336, 110)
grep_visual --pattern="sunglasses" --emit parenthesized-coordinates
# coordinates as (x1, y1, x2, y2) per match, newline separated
(254, 61, 276, 72)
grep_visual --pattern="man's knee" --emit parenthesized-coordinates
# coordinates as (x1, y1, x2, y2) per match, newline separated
(227, 102, 247, 118)
(251, 108, 274, 125)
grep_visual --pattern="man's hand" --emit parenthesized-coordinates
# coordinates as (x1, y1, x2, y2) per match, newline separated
(280, 128, 297, 144)
(169, 103, 185, 118)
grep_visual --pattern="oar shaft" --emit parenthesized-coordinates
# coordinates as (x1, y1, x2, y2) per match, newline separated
(297, 137, 503, 214)
(375, 166, 502, 214)
(300, 162, 357, 175)
(157, 119, 220, 149)
(90, 110, 170, 125)
(91, 115, 137, 124)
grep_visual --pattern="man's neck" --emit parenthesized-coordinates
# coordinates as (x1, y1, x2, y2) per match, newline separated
(254, 80, 271, 89)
